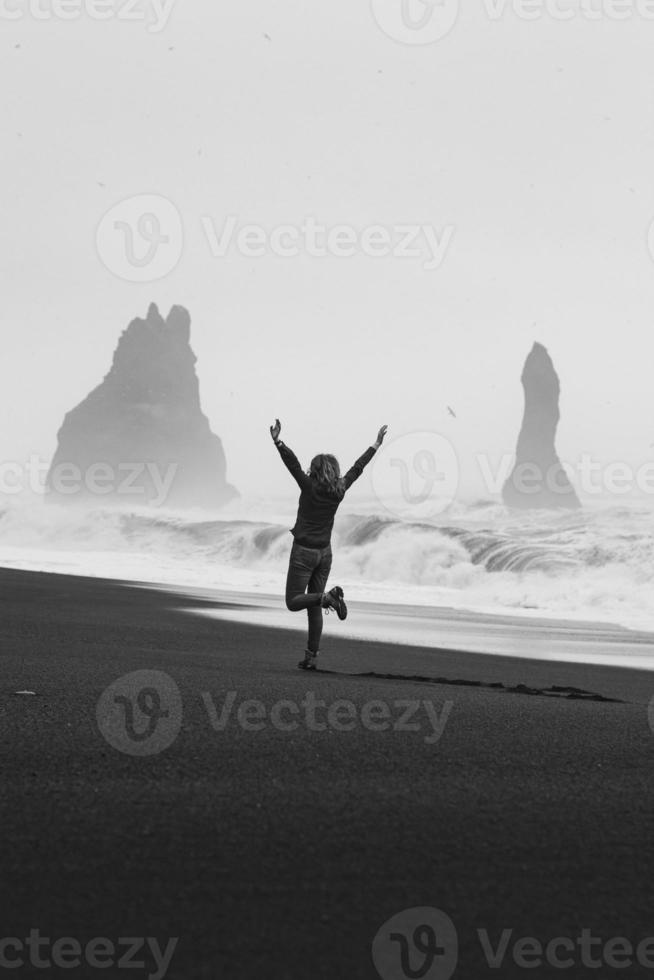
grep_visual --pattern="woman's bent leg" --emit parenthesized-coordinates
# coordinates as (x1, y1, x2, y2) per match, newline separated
(285, 544, 323, 612)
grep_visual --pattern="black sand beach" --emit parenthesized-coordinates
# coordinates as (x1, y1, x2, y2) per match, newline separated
(2, 567, 654, 978)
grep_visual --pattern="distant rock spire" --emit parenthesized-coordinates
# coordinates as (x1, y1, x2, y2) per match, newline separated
(503, 343, 581, 510)
(46, 303, 238, 510)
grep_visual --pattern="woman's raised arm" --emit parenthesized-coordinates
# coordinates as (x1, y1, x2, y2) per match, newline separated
(270, 419, 311, 491)
(343, 425, 388, 490)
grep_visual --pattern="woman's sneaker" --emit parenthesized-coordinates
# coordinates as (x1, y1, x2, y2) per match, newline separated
(298, 649, 318, 670)
(322, 586, 347, 621)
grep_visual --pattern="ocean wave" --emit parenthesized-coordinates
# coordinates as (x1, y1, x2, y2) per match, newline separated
(1, 499, 654, 630)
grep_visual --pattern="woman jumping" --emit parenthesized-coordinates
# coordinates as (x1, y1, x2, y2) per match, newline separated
(270, 418, 388, 670)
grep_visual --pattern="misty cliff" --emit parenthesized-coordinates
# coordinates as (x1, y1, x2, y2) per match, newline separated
(46, 303, 238, 509)
(503, 342, 581, 510)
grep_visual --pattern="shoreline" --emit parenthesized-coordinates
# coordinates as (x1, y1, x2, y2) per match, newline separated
(6, 553, 654, 655)
(2, 564, 650, 702)
(134, 578, 654, 672)
(3, 558, 654, 673)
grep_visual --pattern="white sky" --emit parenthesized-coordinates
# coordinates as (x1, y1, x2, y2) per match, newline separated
(3, 0, 654, 500)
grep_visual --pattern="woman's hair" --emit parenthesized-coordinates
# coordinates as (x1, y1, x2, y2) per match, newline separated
(309, 454, 345, 497)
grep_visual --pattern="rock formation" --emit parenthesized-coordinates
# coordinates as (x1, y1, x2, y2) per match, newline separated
(47, 303, 238, 509)
(503, 343, 581, 510)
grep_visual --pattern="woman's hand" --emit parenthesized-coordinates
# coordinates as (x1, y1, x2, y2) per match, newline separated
(270, 418, 282, 444)
(374, 425, 388, 450)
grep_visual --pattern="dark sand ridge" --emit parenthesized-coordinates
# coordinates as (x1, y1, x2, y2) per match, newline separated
(1, 567, 654, 979)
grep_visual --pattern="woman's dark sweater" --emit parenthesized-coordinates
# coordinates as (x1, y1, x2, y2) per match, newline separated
(275, 440, 376, 548)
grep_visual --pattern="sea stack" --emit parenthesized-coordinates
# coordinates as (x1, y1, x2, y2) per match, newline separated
(502, 343, 581, 510)
(46, 303, 238, 509)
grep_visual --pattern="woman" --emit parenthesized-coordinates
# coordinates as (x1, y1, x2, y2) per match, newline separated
(270, 418, 388, 670)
